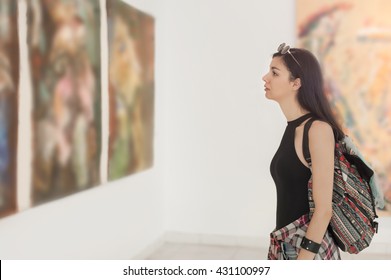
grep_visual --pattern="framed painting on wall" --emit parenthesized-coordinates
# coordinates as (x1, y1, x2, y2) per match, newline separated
(27, 0, 101, 205)
(296, 0, 391, 215)
(0, 0, 18, 218)
(107, 0, 155, 181)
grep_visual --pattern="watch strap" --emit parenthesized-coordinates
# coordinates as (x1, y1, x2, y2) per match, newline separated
(300, 236, 321, 254)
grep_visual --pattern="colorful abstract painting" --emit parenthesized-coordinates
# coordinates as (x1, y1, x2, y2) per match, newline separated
(297, 0, 391, 215)
(107, 0, 154, 181)
(27, 0, 101, 205)
(0, 0, 18, 217)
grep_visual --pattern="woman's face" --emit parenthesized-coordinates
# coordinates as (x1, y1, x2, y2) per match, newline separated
(262, 56, 296, 102)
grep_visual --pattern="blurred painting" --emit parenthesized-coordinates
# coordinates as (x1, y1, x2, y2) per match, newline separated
(107, 0, 154, 181)
(27, 0, 101, 205)
(0, 0, 18, 217)
(297, 0, 391, 215)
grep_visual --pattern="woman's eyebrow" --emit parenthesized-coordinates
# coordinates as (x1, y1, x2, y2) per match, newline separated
(271, 66, 281, 71)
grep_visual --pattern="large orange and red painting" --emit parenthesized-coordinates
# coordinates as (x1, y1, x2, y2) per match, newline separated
(297, 0, 391, 215)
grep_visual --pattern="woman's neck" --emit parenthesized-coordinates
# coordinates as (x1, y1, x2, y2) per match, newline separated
(279, 98, 310, 122)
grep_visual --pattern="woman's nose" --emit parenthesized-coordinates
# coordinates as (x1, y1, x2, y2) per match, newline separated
(262, 74, 268, 83)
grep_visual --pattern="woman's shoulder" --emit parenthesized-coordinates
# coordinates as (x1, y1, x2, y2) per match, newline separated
(310, 119, 333, 131)
(308, 120, 334, 143)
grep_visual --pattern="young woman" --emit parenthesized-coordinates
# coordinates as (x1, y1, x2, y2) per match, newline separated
(263, 43, 345, 260)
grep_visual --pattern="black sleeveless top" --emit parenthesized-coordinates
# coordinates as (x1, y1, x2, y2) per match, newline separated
(270, 113, 312, 230)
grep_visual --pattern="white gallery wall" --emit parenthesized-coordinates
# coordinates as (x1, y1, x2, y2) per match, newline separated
(0, 0, 390, 259)
(162, 0, 297, 243)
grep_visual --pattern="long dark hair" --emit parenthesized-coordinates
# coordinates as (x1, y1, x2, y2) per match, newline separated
(273, 48, 345, 141)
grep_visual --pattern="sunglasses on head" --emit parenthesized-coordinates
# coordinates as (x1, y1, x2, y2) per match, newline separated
(277, 43, 301, 67)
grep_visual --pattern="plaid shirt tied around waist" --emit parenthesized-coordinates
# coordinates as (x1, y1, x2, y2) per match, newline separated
(267, 213, 341, 260)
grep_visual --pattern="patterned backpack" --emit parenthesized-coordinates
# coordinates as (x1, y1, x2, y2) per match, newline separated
(303, 118, 378, 254)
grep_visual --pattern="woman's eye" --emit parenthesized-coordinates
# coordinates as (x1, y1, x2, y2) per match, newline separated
(272, 71, 278, 76)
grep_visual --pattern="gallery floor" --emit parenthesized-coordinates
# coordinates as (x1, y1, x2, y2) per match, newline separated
(145, 242, 391, 260)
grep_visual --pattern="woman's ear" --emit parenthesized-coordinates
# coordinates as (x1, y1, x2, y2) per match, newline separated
(292, 78, 301, 90)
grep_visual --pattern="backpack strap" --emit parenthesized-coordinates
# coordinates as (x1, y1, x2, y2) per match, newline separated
(302, 118, 317, 167)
